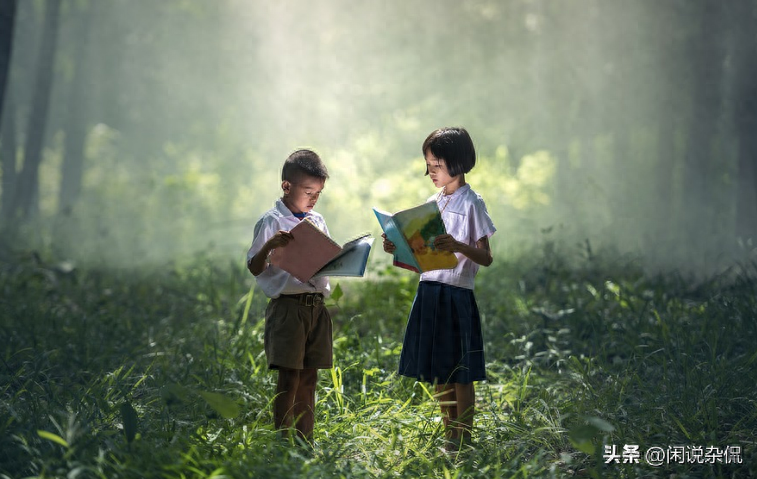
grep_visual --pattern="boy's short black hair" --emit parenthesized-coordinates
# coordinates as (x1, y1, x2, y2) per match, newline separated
(422, 127, 476, 177)
(281, 149, 329, 183)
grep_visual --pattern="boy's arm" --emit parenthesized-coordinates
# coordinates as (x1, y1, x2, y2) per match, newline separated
(248, 230, 294, 276)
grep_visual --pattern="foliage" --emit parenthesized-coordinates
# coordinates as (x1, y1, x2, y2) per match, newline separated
(4, 0, 757, 275)
(1, 246, 756, 478)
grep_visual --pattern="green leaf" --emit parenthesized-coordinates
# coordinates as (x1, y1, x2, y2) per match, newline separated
(586, 416, 615, 432)
(568, 417, 614, 455)
(198, 391, 240, 419)
(331, 283, 343, 303)
(161, 383, 189, 405)
(37, 430, 69, 448)
(568, 424, 597, 454)
(120, 401, 138, 444)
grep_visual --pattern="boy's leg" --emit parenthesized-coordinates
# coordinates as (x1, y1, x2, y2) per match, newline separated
(274, 367, 300, 433)
(293, 368, 318, 440)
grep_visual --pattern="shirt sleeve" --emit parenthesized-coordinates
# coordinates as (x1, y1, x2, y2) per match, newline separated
(247, 215, 275, 263)
(469, 195, 496, 243)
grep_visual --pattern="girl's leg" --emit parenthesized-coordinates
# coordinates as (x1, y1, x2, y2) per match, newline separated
(453, 382, 475, 442)
(293, 368, 318, 440)
(274, 368, 300, 434)
(435, 383, 458, 441)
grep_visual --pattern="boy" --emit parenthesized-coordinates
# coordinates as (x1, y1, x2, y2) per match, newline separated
(246, 149, 332, 442)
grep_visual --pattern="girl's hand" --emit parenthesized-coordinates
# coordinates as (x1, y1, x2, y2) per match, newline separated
(433, 234, 461, 253)
(382, 233, 396, 253)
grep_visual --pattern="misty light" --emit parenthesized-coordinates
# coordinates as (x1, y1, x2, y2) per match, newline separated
(0, 0, 754, 275)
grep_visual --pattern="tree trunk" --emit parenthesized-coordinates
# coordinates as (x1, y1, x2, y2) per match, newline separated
(0, 0, 16, 130)
(650, 2, 682, 256)
(0, 98, 16, 225)
(11, 0, 61, 223)
(680, 0, 725, 261)
(730, 0, 757, 242)
(58, 2, 96, 217)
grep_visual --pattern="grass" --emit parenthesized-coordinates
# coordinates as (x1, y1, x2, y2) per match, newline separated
(1, 247, 756, 478)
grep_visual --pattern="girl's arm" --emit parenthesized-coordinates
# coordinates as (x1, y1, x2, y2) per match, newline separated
(433, 234, 493, 267)
(381, 233, 396, 253)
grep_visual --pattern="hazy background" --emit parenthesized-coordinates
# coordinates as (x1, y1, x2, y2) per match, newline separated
(1, 0, 756, 275)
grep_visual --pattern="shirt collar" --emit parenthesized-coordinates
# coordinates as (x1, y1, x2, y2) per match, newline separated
(439, 184, 471, 214)
(275, 198, 295, 217)
(275, 198, 309, 220)
(447, 183, 471, 197)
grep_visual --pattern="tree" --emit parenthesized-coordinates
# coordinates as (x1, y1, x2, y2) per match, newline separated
(58, 1, 96, 218)
(0, 98, 16, 226)
(0, 0, 16, 128)
(680, 0, 726, 261)
(730, 0, 757, 243)
(9, 0, 61, 224)
(0, 0, 17, 229)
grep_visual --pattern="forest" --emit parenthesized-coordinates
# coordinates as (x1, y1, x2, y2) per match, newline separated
(1, 1, 756, 478)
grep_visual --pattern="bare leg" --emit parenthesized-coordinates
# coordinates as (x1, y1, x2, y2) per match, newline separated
(274, 368, 300, 435)
(453, 382, 475, 443)
(293, 368, 318, 440)
(435, 383, 458, 442)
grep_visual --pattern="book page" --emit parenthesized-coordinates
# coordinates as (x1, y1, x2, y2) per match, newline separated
(269, 218, 343, 282)
(313, 236, 374, 278)
(391, 202, 458, 272)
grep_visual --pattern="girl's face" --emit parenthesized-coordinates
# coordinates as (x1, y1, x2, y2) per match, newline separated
(425, 152, 456, 190)
(282, 176, 325, 214)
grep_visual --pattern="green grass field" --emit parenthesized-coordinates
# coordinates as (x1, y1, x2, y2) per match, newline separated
(1, 250, 755, 478)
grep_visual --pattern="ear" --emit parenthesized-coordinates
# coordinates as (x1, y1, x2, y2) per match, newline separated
(282, 180, 291, 194)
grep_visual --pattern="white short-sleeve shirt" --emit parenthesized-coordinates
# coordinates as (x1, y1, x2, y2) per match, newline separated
(246, 199, 331, 298)
(420, 184, 496, 290)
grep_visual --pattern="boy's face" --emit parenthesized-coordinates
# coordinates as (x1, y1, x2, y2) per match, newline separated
(282, 176, 325, 214)
(425, 152, 454, 189)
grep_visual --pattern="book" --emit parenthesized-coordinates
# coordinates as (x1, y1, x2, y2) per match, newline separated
(373, 201, 458, 273)
(269, 218, 374, 282)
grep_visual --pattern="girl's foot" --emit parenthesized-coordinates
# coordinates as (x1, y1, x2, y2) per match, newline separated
(443, 436, 473, 454)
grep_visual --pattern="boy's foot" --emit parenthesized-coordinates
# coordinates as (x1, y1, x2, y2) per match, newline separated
(294, 435, 315, 454)
(443, 439, 458, 454)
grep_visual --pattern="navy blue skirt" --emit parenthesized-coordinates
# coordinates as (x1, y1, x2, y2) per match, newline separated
(398, 281, 486, 384)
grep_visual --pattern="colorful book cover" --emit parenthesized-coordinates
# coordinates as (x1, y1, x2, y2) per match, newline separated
(269, 218, 373, 282)
(373, 201, 458, 273)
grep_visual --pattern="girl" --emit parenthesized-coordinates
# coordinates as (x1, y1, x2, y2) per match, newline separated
(383, 127, 495, 451)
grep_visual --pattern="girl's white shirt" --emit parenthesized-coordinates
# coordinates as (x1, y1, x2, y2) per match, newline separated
(420, 184, 496, 290)
(246, 198, 331, 298)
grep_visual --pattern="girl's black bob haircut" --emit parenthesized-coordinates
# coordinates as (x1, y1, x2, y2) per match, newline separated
(422, 127, 476, 177)
(282, 149, 329, 183)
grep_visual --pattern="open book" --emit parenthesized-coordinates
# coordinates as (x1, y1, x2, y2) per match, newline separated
(373, 201, 458, 273)
(269, 218, 374, 282)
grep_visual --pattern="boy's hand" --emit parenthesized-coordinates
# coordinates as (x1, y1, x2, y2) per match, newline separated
(433, 234, 461, 253)
(266, 230, 294, 252)
(248, 230, 294, 276)
(381, 233, 396, 253)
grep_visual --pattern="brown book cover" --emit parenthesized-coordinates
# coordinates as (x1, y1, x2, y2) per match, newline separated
(269, 218, 372, 282)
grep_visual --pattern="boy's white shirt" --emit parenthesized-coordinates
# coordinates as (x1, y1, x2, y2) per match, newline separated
(247, 198, 331, 298)
(419, 184, 496, 290)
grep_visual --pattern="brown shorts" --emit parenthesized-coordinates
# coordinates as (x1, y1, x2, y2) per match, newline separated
(264, 293, 333, 370)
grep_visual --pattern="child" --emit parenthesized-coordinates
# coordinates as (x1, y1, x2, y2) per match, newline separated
(246, 149, 332, 443)
(382, 127, 495, 451)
